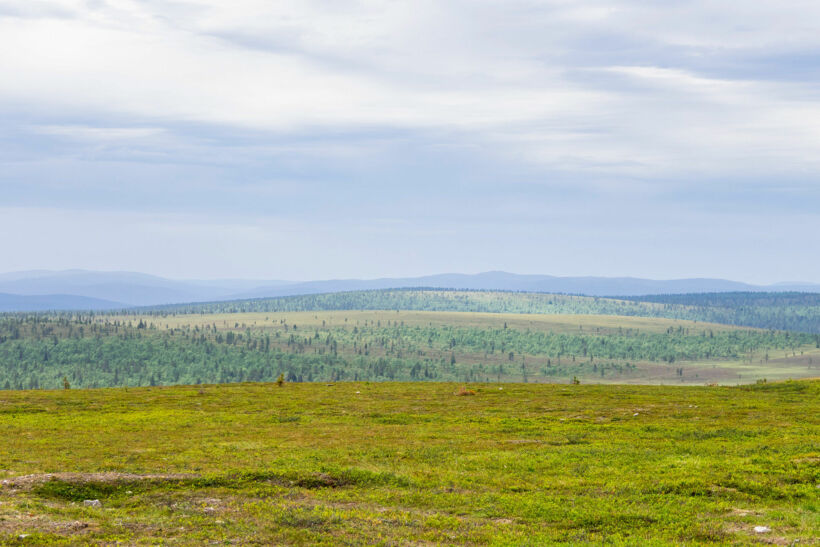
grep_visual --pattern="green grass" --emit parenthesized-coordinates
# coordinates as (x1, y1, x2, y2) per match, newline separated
(0, 380, 817, 544)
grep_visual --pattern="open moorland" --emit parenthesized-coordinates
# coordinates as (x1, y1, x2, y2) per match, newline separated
(0, 380, 817, 545)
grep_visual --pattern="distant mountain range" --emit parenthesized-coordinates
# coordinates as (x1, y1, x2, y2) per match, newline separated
(0, 293, 124, 312)
(0, 270, 818, 312)
(0, 270, 289, 309)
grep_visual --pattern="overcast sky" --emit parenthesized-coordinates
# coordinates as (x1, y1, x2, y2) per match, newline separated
(1, 1, 819, 282)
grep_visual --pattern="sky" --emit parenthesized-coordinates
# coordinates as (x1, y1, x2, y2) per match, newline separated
(1, 0, 819, 283)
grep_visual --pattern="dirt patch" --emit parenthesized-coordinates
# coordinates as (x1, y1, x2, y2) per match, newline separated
(506, 439, 543, 444)
(724, 523, 795, 546)
(0, 506, 97, 538)
(1, 472, 199, 490)
(729, 508, 761, 517)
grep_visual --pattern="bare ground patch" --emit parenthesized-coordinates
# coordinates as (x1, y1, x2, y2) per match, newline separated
(0, 472, 199, 490)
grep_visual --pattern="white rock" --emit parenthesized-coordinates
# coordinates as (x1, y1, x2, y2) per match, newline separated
(633, 412, 639, 416)
(83, 499, 102, 507)
(753, 526, 771, 534)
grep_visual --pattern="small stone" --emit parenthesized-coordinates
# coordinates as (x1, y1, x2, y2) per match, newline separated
(753, 526, 771, 534)
(633, 412, 639, 416)
(83, 499, 102, 507)
(18, 534, 29, 539)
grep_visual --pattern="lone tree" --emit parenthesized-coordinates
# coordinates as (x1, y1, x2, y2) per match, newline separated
(276, 373, 285, 387)
(62, 376, 70, 390)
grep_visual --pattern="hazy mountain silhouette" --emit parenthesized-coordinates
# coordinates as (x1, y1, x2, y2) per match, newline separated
(0, 270, 288, 307)
(0, 292, 124, 312)
(0, 270, 817, 311)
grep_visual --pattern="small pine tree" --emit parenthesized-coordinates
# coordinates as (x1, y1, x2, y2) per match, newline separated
(276, 373, 285, 387)
(62, 376, 70, 390)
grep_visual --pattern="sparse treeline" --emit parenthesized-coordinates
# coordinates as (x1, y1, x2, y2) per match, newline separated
(0, 313, 816, 390)
(621, 292, 820, 333)
(134, 289, 820, 333)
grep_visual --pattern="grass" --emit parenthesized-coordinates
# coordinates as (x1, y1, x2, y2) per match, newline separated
(0, 380, 817, 544)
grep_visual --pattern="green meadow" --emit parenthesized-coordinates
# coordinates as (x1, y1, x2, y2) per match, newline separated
(0, 380, 818, 545)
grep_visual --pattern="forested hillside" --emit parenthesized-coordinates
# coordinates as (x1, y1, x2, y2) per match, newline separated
(147, 290, 661, 315)
(622, 292, 820, 332)
(144, 289, 820, 333)
(1, 311, 817, 390)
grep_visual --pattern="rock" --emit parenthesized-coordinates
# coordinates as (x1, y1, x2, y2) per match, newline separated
(753, 526, 771, 534)
(83, 499, 102, 507)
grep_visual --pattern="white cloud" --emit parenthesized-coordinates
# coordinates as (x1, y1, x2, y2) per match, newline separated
(2, 0, 818, 183)
(31, 124, 165, 140)
(0, 1, 819, 280)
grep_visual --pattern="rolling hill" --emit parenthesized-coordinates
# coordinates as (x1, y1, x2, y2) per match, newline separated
(147, 288, 820, 334)
(0, 270, 818, 311)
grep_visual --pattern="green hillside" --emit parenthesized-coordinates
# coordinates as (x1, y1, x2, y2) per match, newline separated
(144, 289, 820, 333)
(0, 381, 817, 545)
(2, 309, 818, 390)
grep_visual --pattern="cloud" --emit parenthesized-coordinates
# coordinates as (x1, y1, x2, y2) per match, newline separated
(31, 124, 166, 140)
(2, 0, 818, 182)
(0, 0, 818, 280)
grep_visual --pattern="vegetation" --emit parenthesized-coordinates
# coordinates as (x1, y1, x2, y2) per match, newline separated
(143, 289, 820, 333)
(0, 381, 817, 544)
(1, 290, 817, 543)
(1, 310, 818, 390)
(622, 292, 820, 333)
